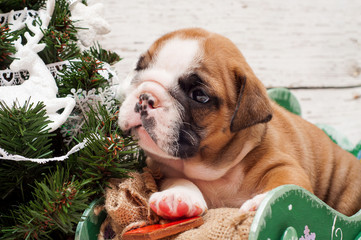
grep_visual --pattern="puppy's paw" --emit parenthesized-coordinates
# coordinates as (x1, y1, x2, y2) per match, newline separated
(149, 187, 207, 219)
(239, 192, 268, 214)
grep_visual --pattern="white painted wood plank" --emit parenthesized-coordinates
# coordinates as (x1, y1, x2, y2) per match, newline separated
(99, 0, 361, 87)
(292, 88, 361, 145)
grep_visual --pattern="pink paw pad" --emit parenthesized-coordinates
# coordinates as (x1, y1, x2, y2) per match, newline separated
(149, 193, 207, 219)
(175, 199, 189, 216)
(158, 197, 171, 215)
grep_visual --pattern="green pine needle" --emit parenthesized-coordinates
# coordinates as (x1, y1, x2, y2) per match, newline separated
(0, 160, 54, 203)
(0, 100, 54, 158)
(0, 0, 46, 12)
(56, 53, 109, 97)
(0, 100, 56, 209)
(0, 26, 18, 70)
(88, 42, 122, 66)
(38, 0, 81, 64)
(72, 102, 144, 195)
(1, 166, 95, 239)
(39, 26, 80, 64)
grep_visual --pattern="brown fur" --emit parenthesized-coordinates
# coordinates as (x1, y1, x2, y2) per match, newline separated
(142, 28, 361, 216)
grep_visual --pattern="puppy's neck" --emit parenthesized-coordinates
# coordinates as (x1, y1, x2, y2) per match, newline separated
(182, 123, 268, 181)
(146, 123, 268, 181)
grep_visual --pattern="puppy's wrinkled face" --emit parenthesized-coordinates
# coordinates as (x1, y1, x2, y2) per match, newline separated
(118, 31, 219, 159)
(118, 28, 272, 160)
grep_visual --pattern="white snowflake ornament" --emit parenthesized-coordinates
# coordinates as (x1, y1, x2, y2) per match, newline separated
(0, 0, 75, 132)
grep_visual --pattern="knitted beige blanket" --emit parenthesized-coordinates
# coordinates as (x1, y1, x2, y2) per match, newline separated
(101, 169, 254, 240)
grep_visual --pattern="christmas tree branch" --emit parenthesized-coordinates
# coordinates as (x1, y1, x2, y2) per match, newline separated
(70, 102, 143, 195)
(0, 26, 18, 70)
(0, 1, 139, 239)
(88, 42, 122, 66)
(0, 0, 46, 12)
(39, 0, 81, 64)
(0, 100, 54, 158)
(1, 166, 95, 239)
(56, 53, 109, 97)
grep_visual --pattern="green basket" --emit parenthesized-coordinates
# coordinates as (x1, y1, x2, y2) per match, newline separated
(75, 198, 107, 240)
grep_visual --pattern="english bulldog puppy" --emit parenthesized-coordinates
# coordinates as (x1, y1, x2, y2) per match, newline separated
(118, 28, 361, 219)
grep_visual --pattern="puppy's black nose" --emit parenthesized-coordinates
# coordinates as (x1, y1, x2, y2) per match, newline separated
(136, 93, 159, 112)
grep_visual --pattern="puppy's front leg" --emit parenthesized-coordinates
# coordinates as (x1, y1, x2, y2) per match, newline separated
(149, 178, 208, 219)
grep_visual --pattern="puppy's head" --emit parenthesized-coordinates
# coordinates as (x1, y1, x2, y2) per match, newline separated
(118, 28, 272, 160)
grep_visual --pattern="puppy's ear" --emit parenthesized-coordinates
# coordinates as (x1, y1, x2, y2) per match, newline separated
(135, 51, 151, 71)
(230, 72, 273, 132)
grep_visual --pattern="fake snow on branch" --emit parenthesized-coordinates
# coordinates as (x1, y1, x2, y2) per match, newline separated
(0, 0, 75, 132)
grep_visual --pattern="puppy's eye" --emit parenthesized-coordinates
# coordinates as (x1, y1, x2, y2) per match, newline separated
(189, 88, 210, 103)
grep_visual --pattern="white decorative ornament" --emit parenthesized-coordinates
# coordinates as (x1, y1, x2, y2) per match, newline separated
(0, 7, 38, 27)
(0, 0, 75, 133)
(0, 61, 70, 86)
(0, 139, 87, 164)
(66, 0, 80, 7)
(61, 86, 117, 145)
(69, 0, 111, 47)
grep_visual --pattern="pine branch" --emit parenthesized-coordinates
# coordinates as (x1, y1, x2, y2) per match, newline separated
(39, 0, 81, 64)
(56, 53, 109, 97)
(0, 25, 18, 70)
(88, 42, 122, 66)
(0, 100, 56, 213)
(70, 102, 144, 195)
(1, 166, 95, 239)
(0, 0, 46, 12)
(0, 100, 54, 158)
(0, 160, 54, 204)
(39, 26, 80, 64)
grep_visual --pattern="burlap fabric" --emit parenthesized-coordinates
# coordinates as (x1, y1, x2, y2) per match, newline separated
(101, 169, 255, 240)
(101, 168, 161, 239)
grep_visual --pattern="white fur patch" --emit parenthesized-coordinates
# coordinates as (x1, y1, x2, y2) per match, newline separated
(152, 38, 202, 82)
(132, 38, 201, 91)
